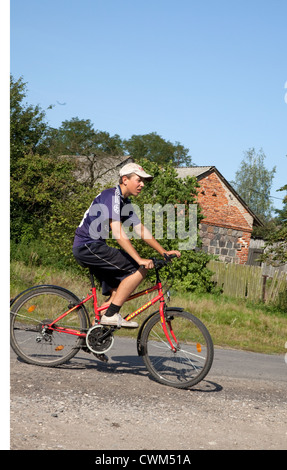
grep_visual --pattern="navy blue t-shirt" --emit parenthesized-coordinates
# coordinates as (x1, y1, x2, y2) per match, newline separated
(73, 185, 141, 248)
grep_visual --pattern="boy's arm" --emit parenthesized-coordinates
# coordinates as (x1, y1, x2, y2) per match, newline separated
(109, 220, 154, 269)
(133, 223, 181, 258)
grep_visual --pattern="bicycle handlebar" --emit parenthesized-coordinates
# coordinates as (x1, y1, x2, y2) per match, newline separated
(152, 253, 178, 270)
(138, 253, 177, 271)
(141, 248, 201, 271)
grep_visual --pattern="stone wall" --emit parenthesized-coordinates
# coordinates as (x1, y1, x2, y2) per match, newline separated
(195, 170, 254, 264)
(199, 222, 251, 264)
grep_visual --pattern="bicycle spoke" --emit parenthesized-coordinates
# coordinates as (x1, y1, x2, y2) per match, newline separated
(149, 331, 174, 351)
(10, 287, 87, 367)
(140, 310, 213, 388)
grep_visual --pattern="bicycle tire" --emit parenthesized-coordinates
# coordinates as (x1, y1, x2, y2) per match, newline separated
(140, 310, 214, 389)
(10, 286, 88, 367)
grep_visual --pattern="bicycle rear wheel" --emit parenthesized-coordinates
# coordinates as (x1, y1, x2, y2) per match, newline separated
(10, 286, 88, 367)
(140, 310, 214, 388)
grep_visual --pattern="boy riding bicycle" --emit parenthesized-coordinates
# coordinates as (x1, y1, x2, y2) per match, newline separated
(73, 162, 180, 328)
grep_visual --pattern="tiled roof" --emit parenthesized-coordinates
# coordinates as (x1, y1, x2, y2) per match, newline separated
(175, 166, 213, 178)
(176, 165, 263, 227)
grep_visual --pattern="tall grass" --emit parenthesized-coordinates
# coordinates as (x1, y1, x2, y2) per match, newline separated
(10, 260, 287, 355)
(172, 292, 287, 354)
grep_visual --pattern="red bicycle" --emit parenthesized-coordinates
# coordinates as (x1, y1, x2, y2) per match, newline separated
(10, 255, 214, 389)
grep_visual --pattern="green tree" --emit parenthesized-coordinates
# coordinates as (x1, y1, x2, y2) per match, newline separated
(49, 117, 125, 156)
(274, 184, 287, 224)
(124, 132, 192, 166)
(10, 75, 49, 166)
(49, 117, 126, 187)
(10, 153, 78, 243)
(232, 148, 276, 222)
(262, 183, 287, 265)
(49, 117, 96, 156)
(10, 76, 79, 243)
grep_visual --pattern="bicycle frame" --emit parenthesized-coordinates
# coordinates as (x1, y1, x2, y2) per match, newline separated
(47, 274, 178, 352)
(11, 253, 214, 389)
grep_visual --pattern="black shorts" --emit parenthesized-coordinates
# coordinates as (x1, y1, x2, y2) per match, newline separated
(73, 242, 140, 296)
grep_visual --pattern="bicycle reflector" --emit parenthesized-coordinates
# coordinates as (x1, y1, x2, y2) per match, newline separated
(196, 343, 202, 352)
(27, 305, 36, 312)
(55, 345, 64, 351)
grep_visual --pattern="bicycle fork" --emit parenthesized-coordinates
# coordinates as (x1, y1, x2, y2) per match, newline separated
(159, 302, 179, 353)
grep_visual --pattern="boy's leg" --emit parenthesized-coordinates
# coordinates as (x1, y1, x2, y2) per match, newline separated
(100, 288, 117, 310)
(73, 243, 145, 326)
(109, 267, 146, 307)
(92, 288, 118, 326)
(101, 267, 147, 327)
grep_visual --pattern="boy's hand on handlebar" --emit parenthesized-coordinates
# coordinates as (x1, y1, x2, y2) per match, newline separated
(163, 250, 181, 260)
(138, 258, 154, 269)
(138, 251, 180, 270)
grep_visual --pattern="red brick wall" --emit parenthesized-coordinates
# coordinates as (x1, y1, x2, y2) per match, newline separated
(197, 172, 252, 232)
(196, 171, 253, 264)
(236, 231, 252, 264)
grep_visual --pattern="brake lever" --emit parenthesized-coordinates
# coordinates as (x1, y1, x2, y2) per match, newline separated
(163, 253, 178, 263)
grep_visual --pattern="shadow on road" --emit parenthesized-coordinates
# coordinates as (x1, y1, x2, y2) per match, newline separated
(53, 351, 223, 393)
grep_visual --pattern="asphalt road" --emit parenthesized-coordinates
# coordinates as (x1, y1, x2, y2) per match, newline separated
(72, 335, 287, 382)
(10, 337, 287, 451)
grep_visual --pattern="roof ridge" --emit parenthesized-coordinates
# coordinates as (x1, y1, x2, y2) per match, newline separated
(175, 165, 212, 168)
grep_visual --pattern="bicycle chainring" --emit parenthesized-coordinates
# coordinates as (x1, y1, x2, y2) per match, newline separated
(85, 325, 114, 354)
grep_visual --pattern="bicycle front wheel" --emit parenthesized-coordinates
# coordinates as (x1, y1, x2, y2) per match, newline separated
(140, 310, 214, 388)
(10, 286, 88, 367)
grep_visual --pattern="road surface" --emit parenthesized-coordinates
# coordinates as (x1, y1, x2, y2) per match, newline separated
(10, 337, 287, 450)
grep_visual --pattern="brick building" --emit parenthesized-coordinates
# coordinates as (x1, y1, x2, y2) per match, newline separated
(176, 166, 263, 264)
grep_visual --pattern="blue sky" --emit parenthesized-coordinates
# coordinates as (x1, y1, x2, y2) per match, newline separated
(9, 0, 287, 210)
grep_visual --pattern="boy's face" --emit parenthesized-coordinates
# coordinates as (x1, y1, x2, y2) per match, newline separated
(122, 174, 145, 197)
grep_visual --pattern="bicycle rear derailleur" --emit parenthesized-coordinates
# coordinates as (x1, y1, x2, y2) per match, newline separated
(85, 325, 114, 354)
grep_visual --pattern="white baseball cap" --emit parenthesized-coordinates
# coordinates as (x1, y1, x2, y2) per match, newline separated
(119, 162, 153, 181)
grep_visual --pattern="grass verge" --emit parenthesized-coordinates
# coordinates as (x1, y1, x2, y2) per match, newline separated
(10, 260, 287, 355)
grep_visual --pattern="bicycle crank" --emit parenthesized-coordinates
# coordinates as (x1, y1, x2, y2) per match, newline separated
(85, 325, 114, 354)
